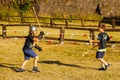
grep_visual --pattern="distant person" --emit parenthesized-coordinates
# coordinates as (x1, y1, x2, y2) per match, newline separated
(90, 24, 110, 71)
(18, 26, 43, 72)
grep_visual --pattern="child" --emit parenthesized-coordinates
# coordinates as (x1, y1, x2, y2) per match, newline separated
(90, 24, 110, 71)
(18, 26, 40, 72)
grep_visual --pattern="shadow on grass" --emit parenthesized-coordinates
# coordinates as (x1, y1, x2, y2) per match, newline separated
(38, 60, 97, 70)
(0, 63, 19, 72)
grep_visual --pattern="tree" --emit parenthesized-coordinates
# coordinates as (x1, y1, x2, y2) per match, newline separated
(13, 0, 31, 14)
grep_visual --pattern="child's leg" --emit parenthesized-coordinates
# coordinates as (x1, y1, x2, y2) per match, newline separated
(98, 58, 108, 66)
(20, 60, 29, 69)
(23, 50, 40, 72)
(23, 50, 38, 67)
(100, 62, 105, 67)
(96, 51, 110, 70)
(98, 58, 110, 70)
(33, 56, 38, 67)
(18, 60, 29, 72)
(96, 51, 108, 64)
(32, 56, 40, 72)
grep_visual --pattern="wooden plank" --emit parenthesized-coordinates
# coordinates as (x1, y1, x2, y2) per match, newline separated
(6, 24, 30, 26)
(44, 37, 59, 40)
(108, 41, 120, 43)
(5, 36, 120, 44)
(41, 25, 61, 29)
(65, 27, 96, 31)
(2, 24, 120, 32)
(64, 39, 88, 42)
(6, 36, 27, 38)
(65, 27, 120, 31)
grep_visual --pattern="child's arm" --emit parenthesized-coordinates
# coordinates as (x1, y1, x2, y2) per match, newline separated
(89, 39, 100, 46)
(33, 37, 39, 42)
(33, 31, 45, 42)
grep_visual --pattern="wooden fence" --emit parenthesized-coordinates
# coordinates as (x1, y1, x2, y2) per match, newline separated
(0, 16, 120, 44)
(0, 24, 120, 44)
(0, 16, 119, 28)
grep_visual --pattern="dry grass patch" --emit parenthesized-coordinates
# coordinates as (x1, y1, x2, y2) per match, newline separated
(0, 39, 120, 80)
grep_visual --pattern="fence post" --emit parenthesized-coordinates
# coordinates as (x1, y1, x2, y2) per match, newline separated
(65, 19, 68, 27)
(2, 25, 6, 39)
(21, 15, 24, 23)
(50, 18, 53, 27)
(89, 29, 95, 45)
(81, 19, 84, 27)
(98, 20, 102, 27)
(112, 19, 115, 29)
(20, 12, 24, 23)
(59, 27, 65, 44)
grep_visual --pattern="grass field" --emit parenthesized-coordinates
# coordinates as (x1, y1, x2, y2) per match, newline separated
(0, 38, 120, 80)
(0, 24, 120, 80)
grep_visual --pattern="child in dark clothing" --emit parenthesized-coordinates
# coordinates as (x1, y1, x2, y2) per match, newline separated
(18, 26, 40, 72)
(90, 24, 110, 71)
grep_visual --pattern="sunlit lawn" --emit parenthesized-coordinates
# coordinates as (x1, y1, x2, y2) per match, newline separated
(0, 24, 120, 80)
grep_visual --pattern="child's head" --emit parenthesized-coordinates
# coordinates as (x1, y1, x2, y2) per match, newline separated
(98, 24, 105, 32)
(29, 26, 37, 34)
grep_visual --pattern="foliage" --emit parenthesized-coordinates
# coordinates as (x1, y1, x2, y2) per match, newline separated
(0, 0, 120, 21)
(13, 0, 31, 14)
(0, 3, 8, 16)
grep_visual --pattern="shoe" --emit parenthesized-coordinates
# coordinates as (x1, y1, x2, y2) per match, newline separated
(17, 68, 24, 72)
(98, 67, 105, 71)
(32, 67, 40, 72)
(104, 64, 110, 71)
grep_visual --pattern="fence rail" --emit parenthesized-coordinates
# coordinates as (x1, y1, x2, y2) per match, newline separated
(0, 16, 120, 28)
(0, 24, 120, 44)
(0, 16, 120, 44)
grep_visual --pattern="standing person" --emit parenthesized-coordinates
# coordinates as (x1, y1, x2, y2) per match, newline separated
(18, 26, 40, 72)
(90, 24, 110, 71)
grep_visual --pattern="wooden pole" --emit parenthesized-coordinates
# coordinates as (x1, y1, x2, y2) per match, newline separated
(98, 20, 102, 27)
(112, 19, 115, 29)
(60, 27, 65, 44)
(89, 29, 95, 45)
(89, 29, 95, 40)
(33, 6, 42, 31)
(2, 25, 6, 39)
(81, 19, 84, 27)
(50, 18, 53, 27)
(65, 19, 68, 27)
